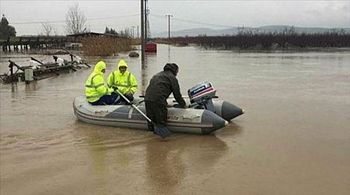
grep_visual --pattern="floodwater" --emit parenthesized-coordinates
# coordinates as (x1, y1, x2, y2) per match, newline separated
(1, 45, 349, 195)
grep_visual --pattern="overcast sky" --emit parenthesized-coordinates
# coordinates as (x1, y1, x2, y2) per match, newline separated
(0, 0, 349, 36)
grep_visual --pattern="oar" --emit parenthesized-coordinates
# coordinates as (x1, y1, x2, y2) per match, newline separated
(139, 95, 218, 99)
(115, 90, 171, 139)
(30, 57, 44, 65)
(70, 66, 77, 72)
(62, 49, 91, 68)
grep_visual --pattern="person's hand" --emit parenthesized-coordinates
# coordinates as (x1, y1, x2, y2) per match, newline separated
(184, 104, 189, 109)
(173, 103, 187, 109)
(108, 88, 114, 94)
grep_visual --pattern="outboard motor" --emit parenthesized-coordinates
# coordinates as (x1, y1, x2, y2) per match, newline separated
(188, 82, 217, 112)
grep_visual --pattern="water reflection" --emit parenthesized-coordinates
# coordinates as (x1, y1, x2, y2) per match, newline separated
(145, 139, 185, 194)
(217, 122, 244, 138)
(140, 56, 150, 96)
(73, 123, 110, 194)
(73, 121, 152, 168)
(24, 81, 38, 92)
(145, 135, 228, 194)
(168, 44, 171, 62)
(73, 121, 230, 194)
(140, 67, 148, 96)
(10, 83, 17, 93)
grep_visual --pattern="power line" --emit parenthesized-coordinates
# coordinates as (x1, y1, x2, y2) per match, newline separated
(11, 13, 139, 25)
(88, 14, 139, 21)
(151, 13, 233, 28)
(172, 17, 233, 28)
(12, 20, 65, 25)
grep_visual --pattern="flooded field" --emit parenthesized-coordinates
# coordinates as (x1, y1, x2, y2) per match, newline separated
(1, 44, 349, 195)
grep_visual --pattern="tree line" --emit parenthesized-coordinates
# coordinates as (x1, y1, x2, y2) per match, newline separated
(164, 31, 350, 49)
(104, 27, 133, 38)
(0, 15, 16, 40)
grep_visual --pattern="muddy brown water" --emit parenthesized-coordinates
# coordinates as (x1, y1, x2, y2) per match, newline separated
(1, 45, 349, 195)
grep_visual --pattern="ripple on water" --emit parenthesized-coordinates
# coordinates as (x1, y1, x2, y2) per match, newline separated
(0, 128, 76, 154)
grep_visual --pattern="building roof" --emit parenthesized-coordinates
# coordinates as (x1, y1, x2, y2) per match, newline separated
(67, 32, 104, 37)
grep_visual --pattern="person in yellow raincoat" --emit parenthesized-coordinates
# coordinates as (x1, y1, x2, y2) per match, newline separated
(107, 59, 138, 102)
(85, 61, 120, 105)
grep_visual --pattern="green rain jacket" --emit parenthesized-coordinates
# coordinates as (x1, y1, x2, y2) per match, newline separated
(85, 61, 112, 103)
(107, 60, 138, 95)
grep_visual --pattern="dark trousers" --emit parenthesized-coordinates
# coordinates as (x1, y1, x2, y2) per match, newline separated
(90, 93, 120, 105)
(145, 101, 167, 131)
(119, 93, 134, 104)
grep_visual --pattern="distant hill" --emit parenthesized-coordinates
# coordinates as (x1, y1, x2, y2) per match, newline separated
(153, 25, 350, 38)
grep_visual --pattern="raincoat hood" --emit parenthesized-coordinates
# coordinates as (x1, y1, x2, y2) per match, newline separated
(118, 59, 128, 69)
(163, 63, 178, 75)
(93, 61, 106, 74)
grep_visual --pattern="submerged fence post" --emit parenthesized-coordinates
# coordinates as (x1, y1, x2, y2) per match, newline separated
(24, 68, 34, 84)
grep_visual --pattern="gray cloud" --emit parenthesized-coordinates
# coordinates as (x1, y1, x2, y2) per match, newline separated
(1, 0, 349, 35)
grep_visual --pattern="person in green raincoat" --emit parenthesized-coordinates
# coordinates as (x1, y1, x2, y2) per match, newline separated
(107, 59, 138, 102)
(85, 61, 120, 105)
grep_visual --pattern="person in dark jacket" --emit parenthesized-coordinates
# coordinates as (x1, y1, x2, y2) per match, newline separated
(144, 63, 186, 138)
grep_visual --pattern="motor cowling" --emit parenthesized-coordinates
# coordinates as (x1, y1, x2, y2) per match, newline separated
(188, 82, 216, 112)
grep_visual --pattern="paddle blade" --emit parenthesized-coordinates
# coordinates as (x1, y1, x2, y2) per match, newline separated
(154, 126, 171, 139)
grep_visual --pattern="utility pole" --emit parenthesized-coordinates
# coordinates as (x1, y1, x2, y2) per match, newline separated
(141, 0, 145, 66)
(166, 14, 173, 39)
(131, 26, 135, 38)
(145, 0, 148, 42)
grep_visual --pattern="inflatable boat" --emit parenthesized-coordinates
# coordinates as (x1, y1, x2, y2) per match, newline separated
(73, 82, 244, 134)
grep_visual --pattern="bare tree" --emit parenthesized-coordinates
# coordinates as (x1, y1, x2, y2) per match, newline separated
(65, 3, 87, 34)
(41, 22, 53, 36)
(53, 28, 59, 36)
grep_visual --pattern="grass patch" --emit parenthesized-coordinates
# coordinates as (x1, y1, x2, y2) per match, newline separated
(81, 36, 132, 56)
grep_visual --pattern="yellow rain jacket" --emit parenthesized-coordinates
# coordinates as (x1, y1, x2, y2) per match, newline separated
(85, 61, 113, 103)
(107, 60, 138, 95)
